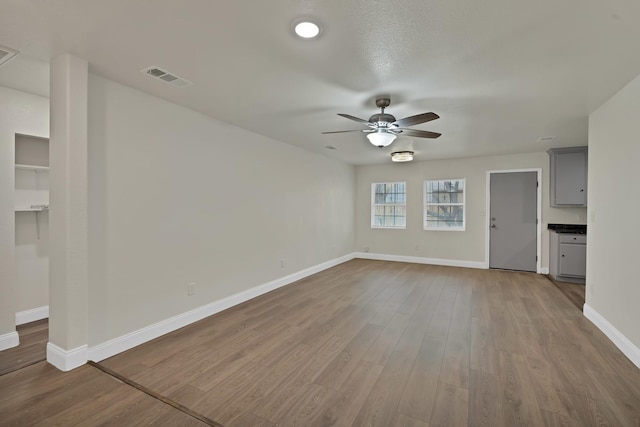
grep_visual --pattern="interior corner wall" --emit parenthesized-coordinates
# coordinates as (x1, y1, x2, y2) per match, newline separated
(86, 74, 355, 346)
(355, 152, 587, 268)
(587, 72, 640, 350)
(0, 85, 49, 337)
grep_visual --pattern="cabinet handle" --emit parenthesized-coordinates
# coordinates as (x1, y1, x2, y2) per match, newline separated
(580, 189, 584, 192)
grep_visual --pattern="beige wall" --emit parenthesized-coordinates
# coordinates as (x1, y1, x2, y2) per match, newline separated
(87, 74, 355, 345)
(356, 152, 587, 269)
(587, 73, 640, 350)
(0, 85, 49, 337)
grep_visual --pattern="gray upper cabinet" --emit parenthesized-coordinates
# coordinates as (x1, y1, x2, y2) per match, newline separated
(548, 146, 588, 207)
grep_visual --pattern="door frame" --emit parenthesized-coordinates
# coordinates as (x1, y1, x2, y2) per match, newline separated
(485, 168, 542, 273)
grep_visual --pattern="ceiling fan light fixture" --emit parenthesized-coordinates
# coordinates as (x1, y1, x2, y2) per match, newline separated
(294, 21, 321, 39)
(391, 151, 414, 162)
(366, 130, 397, 147)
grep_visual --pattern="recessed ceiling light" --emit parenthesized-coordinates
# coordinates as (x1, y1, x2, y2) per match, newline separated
(294, 21, 321, 39)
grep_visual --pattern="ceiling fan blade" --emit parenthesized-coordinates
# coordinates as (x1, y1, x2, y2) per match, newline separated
(337, 113, 375, 127)
(392, 112, 439, 128)
(396, 128, 442, 139)
(322, 129, 367, 134)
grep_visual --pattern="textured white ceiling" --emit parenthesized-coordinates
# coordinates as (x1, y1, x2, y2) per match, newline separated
(1, 0, 640, 165)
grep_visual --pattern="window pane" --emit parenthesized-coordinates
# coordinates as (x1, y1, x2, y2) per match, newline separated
(426, 204, 464, 228)
(372, 181, 406, 228)
(425, 179, 464, 230)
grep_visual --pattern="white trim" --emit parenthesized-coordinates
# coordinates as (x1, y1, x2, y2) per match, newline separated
(354, 252, 486, 270)
(87, 253, 356, 363)
(16, 305, 49, 325)
(0, 331, 19, 351)
(583, 303, 640, 369)
(540, 267, 549, 275)
(485, 168, 543, 273)
(46, 343, 88, 371)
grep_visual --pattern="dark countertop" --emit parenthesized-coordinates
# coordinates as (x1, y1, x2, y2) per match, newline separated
(548, 223, 587, 234)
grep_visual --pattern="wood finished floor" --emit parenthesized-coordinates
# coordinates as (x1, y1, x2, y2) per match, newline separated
(548, 277, 586, 310)
(0, 319, 48, 376)
(1, 259, 639, 426)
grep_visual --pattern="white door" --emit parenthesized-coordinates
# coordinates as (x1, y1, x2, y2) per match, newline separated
(489, 172, 538, 272)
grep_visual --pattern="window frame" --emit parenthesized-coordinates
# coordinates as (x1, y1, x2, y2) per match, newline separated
(423, 178, 466, 231)
(370, 181, 407, 229)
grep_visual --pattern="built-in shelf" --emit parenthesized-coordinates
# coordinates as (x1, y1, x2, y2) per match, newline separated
(15, 164, 49, 172)
(15, 134, 50, 240)
(15, 206, 49, 212)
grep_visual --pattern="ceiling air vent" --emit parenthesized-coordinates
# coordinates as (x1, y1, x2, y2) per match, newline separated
(141, 66, 192, 87)
(0, 45, 19, 67)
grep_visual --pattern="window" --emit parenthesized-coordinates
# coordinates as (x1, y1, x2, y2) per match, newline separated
(424, 179, 465, 230)
(371, 182, 406, 229)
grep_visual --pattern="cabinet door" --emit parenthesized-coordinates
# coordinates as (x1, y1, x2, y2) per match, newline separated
(559, 243, 586, 278)
(555, 151, 587, 205)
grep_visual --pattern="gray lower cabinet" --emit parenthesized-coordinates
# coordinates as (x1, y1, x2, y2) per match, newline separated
(549, 231, 586, 283)
(548, 147, 588, 207)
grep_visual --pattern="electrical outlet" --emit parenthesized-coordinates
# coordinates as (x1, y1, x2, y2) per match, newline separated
(280, 259, 286, 268)
(415, 244, 420, 251)
(187, 282, 196, 296)
(364, 247, 370, 253)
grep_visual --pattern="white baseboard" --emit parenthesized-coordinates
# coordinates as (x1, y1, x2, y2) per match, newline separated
(87, 253, 357, 363)
(0, 331, 19, 351)
(16, 306, 49, 325)
(46, 342, 88, 371)
(354, 252, 487, 270)
(583, 303, 640, 369)
(540, 267, 549, 275)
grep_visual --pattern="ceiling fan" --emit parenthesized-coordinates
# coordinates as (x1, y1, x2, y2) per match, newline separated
(323, 97, 441, 147)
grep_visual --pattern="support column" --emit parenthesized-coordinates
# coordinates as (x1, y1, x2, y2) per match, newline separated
(47, 54, 89, 371)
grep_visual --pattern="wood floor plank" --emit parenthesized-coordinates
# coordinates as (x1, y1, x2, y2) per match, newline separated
(470, 317, 500, 375)
(468, 369, 502, 427)
(351, 318, 425, 427)
(314, 361, 384, 427)
(439, 282, 472, 388)
(429, 382, 469, 427)
(227, 412, 275, 427)
(498, 351, 547, 426)
(275, 383, 335, 427)
(392, 413, 430, 427)
(396, 332, 445, 422)
(320, 322, 387, 388)
(361, 312, 411, 365)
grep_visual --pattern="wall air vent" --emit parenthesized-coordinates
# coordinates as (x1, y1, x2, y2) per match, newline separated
(0, 45, 19, 67)
(141, 66, 192, 87)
